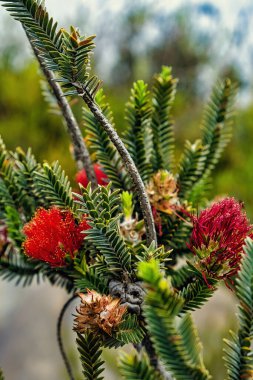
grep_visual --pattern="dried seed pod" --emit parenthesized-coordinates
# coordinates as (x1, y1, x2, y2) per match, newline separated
(74, 290, 127, 335)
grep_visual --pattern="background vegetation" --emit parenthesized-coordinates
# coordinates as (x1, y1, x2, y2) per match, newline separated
(1, 2, 253, 216)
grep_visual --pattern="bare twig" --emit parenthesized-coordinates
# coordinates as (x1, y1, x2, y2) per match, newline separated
(26, 33, 97, 189)
(77, 87, 157, 247)
(142, 334, 174, 380)
(57, 295, 77, 380)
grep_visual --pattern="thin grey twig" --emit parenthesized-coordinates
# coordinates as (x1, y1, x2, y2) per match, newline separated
(57, 295, 77, 380)
(78, 87, 157, 247)
(142, 335, 174, 380)
(26, 33, 97, 189)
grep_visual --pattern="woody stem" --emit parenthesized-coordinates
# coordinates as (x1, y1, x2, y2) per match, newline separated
(77, 86, 157, 247)
(26, 30, 97, 189)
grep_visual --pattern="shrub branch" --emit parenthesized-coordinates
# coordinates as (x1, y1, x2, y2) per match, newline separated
(27, 33, 97, 188)
(77, 86, 157, 247)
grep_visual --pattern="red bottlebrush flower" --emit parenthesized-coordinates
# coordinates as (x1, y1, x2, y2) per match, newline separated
(23, 207, 90, 266)
(188, 198, 252, 283)
(75, 163, 108, 188)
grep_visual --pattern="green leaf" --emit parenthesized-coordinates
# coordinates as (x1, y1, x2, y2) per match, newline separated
(12, 147, 43, 217)
(141, 268, 211, 379)
(0, 178, 15, 218)
(186, 177, 211, 208)
(0, 142, 43, 219)
(165, 214, 193, 251)
(177, 79, 236, 201)
(75, 183, 120, 222)
(144, 305, 211, 380)
(170, 265, 195, 290)
(121, 191, 134, 219)
(123, 80, 153, 183)
(84, 223, 131, 275)
(74, 267, 108, 294)
(118, 351, 163, 380)
(178, 140, 208, 199)
(83, 89, 128, 189)
(138, 259, 163, 287)
(114, 314, 144, 345)
(140, 261, 211, 379)
(35, 161, 74, 209)
(5, 206, 24, 248)
(223, 237, 253, 380)
(0, 252, 74, 291)
(75, 184, 132, 275)
(138, 259, 185, 317)
(134, 242, 171, 265)
(200, 78, 236, 177)
(0, 253, 41, 286)
(150, 66, 177, 171)
(235, 238, 253, 337)
(0, 139, 24, 211)
(76, 332, 104, 380)
(180, 276, 217, 313)
(0, 135, 9, 169)
(58, 31, 97, 90)
(178, 313, 205, 368)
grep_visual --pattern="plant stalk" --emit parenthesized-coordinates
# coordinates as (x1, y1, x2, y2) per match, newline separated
(57, 295, 77, 380)
(78, 87, 157, 247)
(27, 33, 97, 189)
(142, 334, 174, 380)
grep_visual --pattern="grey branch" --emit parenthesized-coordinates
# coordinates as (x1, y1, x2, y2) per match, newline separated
(27, 34, 97, 189)
(142, 335, 174, 380)
(78, 87, 157, 247)
(57, 295, 77, 380)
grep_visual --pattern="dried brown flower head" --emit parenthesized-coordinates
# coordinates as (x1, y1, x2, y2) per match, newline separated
(146, 170, 179, 214)
(74, 290, 127, 335)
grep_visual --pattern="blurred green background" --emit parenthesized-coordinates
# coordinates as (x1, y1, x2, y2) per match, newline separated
(1, 1, 253, 217)
(1, 1, 253, 379)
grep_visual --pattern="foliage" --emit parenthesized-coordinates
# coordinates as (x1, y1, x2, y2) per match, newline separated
(118, 351, 163, 380)
(178, 79, 236, 202)
(35, 161, 74, 210)
(114, 314, 144, 345)
(223, 237, 253, 379)
(0, 1, 252, 380)
(83, 90, 128, 189)
(138, 260, 211, 379)
(75, 184, 132, 276)
(76, 332, 104, 380)
(0, 250, 74, 290)
(0, 141, 76, 291)
(151, 65, 177, 172)
(74, 265, 108, 294)
(123, 80, 153, 182)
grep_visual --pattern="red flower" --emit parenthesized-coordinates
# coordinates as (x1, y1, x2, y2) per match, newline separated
(75, 164, 108, 188)
(188, 198, 252, 283)
(23, 207, 90, 266)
